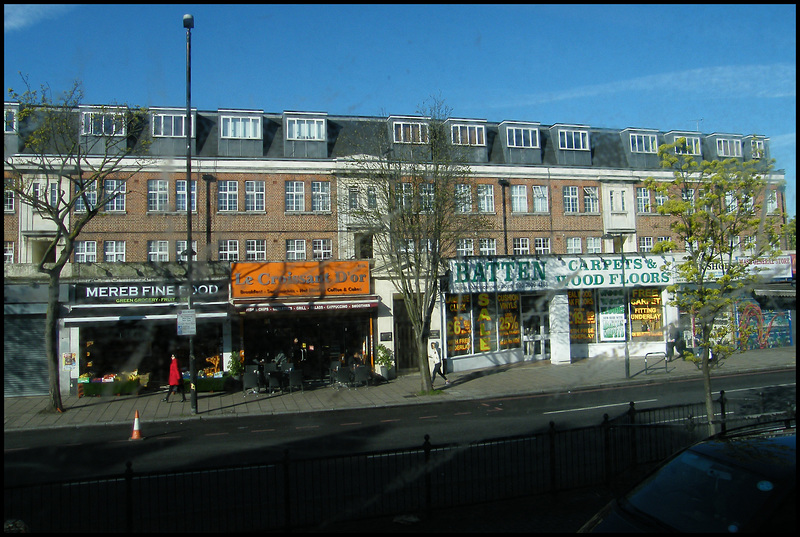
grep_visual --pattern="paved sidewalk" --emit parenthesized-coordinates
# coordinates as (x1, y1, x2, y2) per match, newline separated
(4, 346, 795, 432)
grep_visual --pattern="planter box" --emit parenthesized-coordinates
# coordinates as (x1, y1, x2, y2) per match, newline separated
(80, 380, 141, 397)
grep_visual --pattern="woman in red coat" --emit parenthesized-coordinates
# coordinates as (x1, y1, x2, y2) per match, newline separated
(162, 354, 186, 402)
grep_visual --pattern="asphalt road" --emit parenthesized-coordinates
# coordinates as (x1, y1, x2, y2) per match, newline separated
(5, 370, 795, 487)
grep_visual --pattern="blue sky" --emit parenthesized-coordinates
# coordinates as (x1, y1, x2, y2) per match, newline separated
(5, 4, 796, 217)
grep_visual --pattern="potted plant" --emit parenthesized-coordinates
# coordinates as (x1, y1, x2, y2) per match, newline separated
(375, 344, 394, 379)
(227, 350, 244, 378)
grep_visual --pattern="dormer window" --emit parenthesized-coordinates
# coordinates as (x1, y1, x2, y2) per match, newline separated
(286, 117, 326, 141)
(451, 124, 485, 146)
(751, 139, 765, 159)
(393, 120, 429, 144)
(674, 136, 701, 156)
(220, 114, 261, 139)
(81, 108, 126, 136)
(506, 126, 539, 148)
(4, 106, 16, 133)
(716, 137, 742, 157)
(558, 128, 589, 150)
(152, 110, 194, 138)
(629, 133, 658, 154)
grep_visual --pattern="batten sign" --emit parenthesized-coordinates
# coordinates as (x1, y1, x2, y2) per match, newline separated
(449, 255, 673, 293)
(231, 261, 370, 299)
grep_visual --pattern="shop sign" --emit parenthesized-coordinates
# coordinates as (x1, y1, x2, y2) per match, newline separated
(449, 255, 673, 293)
(231, 261, 370, 299)
(75, 281, 227, 304)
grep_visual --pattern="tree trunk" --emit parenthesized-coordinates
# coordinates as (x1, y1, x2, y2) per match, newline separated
(46, 271, 64, 412)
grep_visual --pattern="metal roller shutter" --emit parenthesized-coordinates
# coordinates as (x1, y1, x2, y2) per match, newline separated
(3, 315, 49, 396)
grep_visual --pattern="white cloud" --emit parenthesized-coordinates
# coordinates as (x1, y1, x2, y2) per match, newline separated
(4, 4, 76, 33)
(493, 64, 796, 108)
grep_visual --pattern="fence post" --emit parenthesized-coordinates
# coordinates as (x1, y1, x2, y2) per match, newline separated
(602, 414, 611, 486)
(627, 402, 638, 469)
(423, 434, 432, 518)
(283, 449, 291, 530)
(548, 421, 557, 493)
(124, 461, 133, 533)
(717, 390, 727, 434)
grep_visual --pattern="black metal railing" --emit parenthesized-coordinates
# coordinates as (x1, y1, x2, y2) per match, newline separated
(4, 402, 794, 532)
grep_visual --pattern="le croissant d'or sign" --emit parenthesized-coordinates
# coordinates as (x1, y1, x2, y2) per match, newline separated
(231, 261, 370, 298)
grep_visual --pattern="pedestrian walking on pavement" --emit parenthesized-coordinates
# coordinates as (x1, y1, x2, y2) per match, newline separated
(162, 354, 186, 402)
(429, 341, 451, 387)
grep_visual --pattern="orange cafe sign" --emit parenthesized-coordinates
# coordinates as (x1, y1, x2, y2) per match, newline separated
(231, 261, 370, 299)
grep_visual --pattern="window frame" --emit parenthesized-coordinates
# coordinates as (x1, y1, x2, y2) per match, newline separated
(563, 186, 579, 213)
(451, 124, 486, 146)
(477, 184, 495, 213)
(511, 184, 528, 213)
(558, 129, 590, 151)
(220, 115, 262, 140)
(245, 239, 267, 261)
(674, 136, 701, 156)
(636, 187, 651, 213)
(147, 240, 169, 262)
(586, 236, 601, 254)
(532, 186, 549, 213)
(566, 237, 582, 254)
(152, 111, 194, 138)
(81, 110, 126, 136)
(218, 239, 239, 261)
(629, 133, 658, 154)
(716, 138, 742, 157)
(456, 238, 474, 257)
(245, 180, 265, 212)
(393, 121, 429, 144)
(176, 240, 197, 262)
(217, 180, 238, 212)
(512, 237, 530, 255)
(479, 238, 497, 256)
(311, 181, 331, 212)
(103, 179, 126, 212)
(286, 239, 306, 261)
(285, 117, 326, 141)
(583, 186, 599, 213)
(176, 180, 197, 212)
(534, 237, 551, 255)
(102, 240, 126, 262)
(285, 181, 305, 212)
(312, 238, 333, 260)
(506, 126, 539, 148)
(74, 240, 97, 263)
(147, 180, 169, 212)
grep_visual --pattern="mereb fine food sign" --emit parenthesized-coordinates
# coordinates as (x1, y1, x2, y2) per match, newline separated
(449, 255, 673, 293)
(231, 261, 370, 299)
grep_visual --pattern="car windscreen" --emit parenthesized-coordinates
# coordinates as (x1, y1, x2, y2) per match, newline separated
(623, 449, 782, 532)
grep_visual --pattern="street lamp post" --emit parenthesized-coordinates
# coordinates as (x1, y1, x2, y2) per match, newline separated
(498, 178, 510, 254)
(183, 13, 197, 414)
(604, 232, 631, 379)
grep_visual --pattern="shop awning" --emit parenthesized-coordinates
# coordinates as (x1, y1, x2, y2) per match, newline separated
(235, 296, 380, 314)
(754, 285, 796, 298)
(63, 302, 231, 325)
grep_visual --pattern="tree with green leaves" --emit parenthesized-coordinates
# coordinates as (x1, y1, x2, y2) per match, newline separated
(645, 138, 783, 433)
(340, 97, 491, 392)
(5, 78, 149, 411)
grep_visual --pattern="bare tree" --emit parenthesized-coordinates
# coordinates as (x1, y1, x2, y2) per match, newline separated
(5, 78, 149, 411)
(645, 137, 783, 433)
(340, 97, 491, 392)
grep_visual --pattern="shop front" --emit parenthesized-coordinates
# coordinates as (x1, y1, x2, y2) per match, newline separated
(231, 261, 379, 380)
(445, 255, 676, 371)
(63, 280, 231, 393)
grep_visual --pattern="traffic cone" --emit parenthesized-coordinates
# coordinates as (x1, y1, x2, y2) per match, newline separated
(129, 410, 143, 441)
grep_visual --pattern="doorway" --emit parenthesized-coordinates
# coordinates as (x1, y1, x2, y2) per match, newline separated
(522, 295, 550, 360)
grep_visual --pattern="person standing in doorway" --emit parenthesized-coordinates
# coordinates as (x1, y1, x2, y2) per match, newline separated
(429, 341, 451, 387)
(162, 354, 186, 402)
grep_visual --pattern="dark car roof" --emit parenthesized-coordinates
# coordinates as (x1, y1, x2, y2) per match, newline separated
(689, 433, 796, 481)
